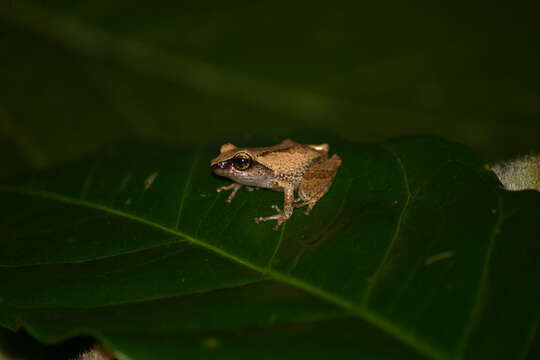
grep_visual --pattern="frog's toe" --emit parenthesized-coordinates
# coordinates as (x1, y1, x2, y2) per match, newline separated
(303, 203, 316, 215)
(272, 217, 286, 231)
(253, 212, 284, 229)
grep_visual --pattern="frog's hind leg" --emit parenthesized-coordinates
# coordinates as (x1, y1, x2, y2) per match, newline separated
(295, 154, 342, 215)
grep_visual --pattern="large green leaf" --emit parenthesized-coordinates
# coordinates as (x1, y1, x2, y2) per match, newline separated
(1, 136, 539, 359)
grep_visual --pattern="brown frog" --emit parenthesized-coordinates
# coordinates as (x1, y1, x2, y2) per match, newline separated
(210, 139, 342, 230)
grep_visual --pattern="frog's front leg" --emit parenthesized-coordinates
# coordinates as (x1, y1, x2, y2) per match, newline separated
(216, 183, 243, 203)
(254, 184, 294, 231)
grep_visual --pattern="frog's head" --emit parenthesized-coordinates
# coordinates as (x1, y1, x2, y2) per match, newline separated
(211, 143, 274, 188)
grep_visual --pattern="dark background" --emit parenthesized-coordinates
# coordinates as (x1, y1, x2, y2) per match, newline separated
(1, 0, 539, 178)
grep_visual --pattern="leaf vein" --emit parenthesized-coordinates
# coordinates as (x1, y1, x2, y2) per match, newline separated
(175, 149, 199, 229)
(0, 185, 447, 360)
(455, 191, 503, 358)
(267, 222, 287, 269)
(360, 146, 411, 309)
(194, 192, 221, 238)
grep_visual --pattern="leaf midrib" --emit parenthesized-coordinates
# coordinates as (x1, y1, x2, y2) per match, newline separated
(0, 184, 447, 360)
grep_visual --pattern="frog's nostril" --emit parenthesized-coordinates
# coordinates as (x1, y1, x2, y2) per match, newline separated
(212, 161, 228, 170)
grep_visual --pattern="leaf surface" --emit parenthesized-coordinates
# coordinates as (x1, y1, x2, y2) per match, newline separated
(1, 136, 539, 359)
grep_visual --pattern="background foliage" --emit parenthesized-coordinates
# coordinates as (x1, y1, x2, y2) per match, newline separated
(1, 0, 539, 173)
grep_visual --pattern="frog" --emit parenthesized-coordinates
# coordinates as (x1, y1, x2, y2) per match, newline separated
(210, 139, 342, 230)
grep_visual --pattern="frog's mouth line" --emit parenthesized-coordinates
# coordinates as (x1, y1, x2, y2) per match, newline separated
(212, 161, 233, 177)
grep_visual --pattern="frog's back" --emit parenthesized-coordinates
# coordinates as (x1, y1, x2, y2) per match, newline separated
(253, 141, 327, 187)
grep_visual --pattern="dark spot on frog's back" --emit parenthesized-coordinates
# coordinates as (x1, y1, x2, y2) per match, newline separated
(257, 143, 307, 157)
(258, 148, 291, 157)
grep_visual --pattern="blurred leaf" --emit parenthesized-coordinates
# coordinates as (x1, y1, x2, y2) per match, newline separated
(0, 0, 539, 171)
(0, 136, 539, 359)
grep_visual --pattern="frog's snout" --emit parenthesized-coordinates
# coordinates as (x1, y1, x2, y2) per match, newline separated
(212, 161, 231, 176)
(212, 161, 228, 170)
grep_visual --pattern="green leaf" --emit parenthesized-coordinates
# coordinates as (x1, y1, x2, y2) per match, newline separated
(1, 136, 539, 359)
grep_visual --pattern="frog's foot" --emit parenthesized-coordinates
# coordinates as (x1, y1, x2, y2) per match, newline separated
(216, 183, 243, 203)
(293, 201, 316, 215)
(254, 205, 288, 231)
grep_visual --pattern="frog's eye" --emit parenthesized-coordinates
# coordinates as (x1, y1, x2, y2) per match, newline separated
(232, 152, 252, 171)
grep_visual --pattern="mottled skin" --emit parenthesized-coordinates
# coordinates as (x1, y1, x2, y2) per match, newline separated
(211, 139, 342, 230)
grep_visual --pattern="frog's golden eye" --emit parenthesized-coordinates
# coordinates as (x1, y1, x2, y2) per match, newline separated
(232, 152, 252, 171)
